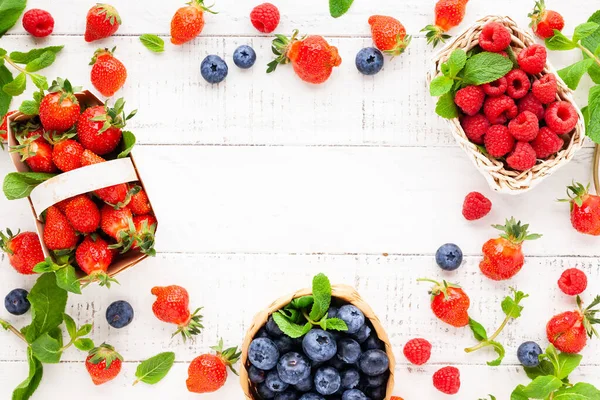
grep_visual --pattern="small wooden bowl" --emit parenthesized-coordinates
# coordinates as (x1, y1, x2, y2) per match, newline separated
(240, 284, 396, 399)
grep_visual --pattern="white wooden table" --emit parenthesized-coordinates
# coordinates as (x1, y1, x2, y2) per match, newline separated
(1, 0, 600, 398)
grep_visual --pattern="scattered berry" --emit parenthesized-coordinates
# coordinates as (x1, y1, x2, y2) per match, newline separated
(509, 111, 539, 141)
(433, 366, 460, 395)
(39, 79, 80, 132)
(545, 101, 579, 134)
(233, 45, 257, 69)
(22, 9, 54, 37)
(186, 340, 241, 393)
(529, 0, 565, 39)
(43, 206, 78, 251)
(248, 337, 280, 370)
(419, 278, 470, 327)
(460, 113, 489, 144)
(455, 85, 485, 116)
(337, 305, 365, 334)
(485, 124, 515, 158)
(403, 338, 432, 365)
(435, 243, 463, 271)
(170, 0, 214, 45)
(518, 44, 547, 75)
(482, 77, 507, 97)
(4, 289, 30, 315)
(85, 344, 123, 385)
(562, 182, 600, 236)
(90, 48, 127, 97)
(355, 47, 384, 76)
(558, 268, 588, 296)
(546, 298, 599, 353)
(303, 329, 337, 362)
(151, 285, 204, 341)
(479, 22, 511, 52)
(518, 92, 545, 121)
(462, 192, 492, 221)
(517, 341, 542, 367)
(532, 73, 557, 104)
(250, 3, 280, 33)
(422, 0, 469, 47)
(368, 15, 411, 56)
(0, 229, 44, 275)
(106, 300, 134, 328)
(506, 69, 531, 100)
(531, 127, 563, 159)
(484, 95, 518, 124)
(85, 4, 121, 42)
(52, 139, 84, 172)
(201, 55, 229, 84)
(506, 142, 537, 171)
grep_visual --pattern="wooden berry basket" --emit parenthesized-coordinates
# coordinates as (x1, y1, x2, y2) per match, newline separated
(240, 284, 396, 400)
(428, 15, 586, 194)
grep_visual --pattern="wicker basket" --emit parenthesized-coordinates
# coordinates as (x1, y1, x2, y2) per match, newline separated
(428, 15, 586, 194)
(240, 284, 396, 399)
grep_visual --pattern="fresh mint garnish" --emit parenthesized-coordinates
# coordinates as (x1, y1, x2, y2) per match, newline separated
(329, 0, 354, 18)
(140, 34, 165, 53)
(0, 0, 27, 37)
(134, 352, 176, 385)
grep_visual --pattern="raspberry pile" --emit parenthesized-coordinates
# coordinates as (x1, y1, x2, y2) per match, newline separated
(457, 22, 579, 172)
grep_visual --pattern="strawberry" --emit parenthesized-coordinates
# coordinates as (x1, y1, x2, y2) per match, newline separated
(77, 99, 135, 155)
(0, 110, 17, 141)
(422, 0, 469, 47)
(268, 31, 342, 84)
(479, 218, 541, 281)
(11, 126, 57, 173)
(132, 214, 157, 256)
(38, 79, 81, 132)
(90, 48, 127, 97)
(0, 229, 45, 275)
(129, 185, 152, 215)
(64, 194, 101, 233)
(151, 285, 204, 341)
(418, 278, 470, 327)
(85, 4, 121, 42)
(43, 206, 78, 251)
(529, 0, 564, 39)
(368, 15, 411, 56)
(170, 0, 216, 45)
(560, 182, 600, 236)
(546, 296, 600, 353)
(51, 138, 84, 172)
(100, 205, 136, 251)
(76, 235, 117, 288)
(186, 339, 241, 393)
(85, 344, 123, 385)
(81, 150, 131, 206)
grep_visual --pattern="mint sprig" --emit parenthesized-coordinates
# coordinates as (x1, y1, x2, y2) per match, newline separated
(0, 0, 26, 37)
(139, 34, 165, 53)
(133, 352, 175, 385)
(329, 0, 354, 18)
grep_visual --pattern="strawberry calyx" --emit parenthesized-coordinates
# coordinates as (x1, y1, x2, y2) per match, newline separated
(95, 4, 122, 26)
(134, 217, 157, 257)
(577, 295, 600, 339)
(560, 181, 592, 209)
(210, 338, 242, 375)
(106, 185, 140, 210)
(417, 278, 461, 301)
(89, 97, 137, 135)
(10, 124, 43, 161)
(421, 25, 452, 48)
(89, 46, 116, 65)
(47, 78, 81, 106)
(79, 270, 120, 289)
(173, 307, 204, 342)
(528, 0, 547, 30)
(107, 217, 138, 253)
(43, 127, 77, 145)
(267, 30, 303, 74)
(88, 343, 123, 368)
(0, 228, 18, 255)
(188, 0, 218, 15)
(384, 34, 412, 57)
(492, 217, 541, 245)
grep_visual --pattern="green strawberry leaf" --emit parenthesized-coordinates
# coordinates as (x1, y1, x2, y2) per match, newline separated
(0, 0, 27, 37)
(468, 318, 488, 342)
(309, 273, 331, 322)
(134, 352, 176, 385)
(329, 0, 354, 18)
(273, 313, 312, 338)
(12, 348, 43, 400)
(3, 172, 56, 200)
(139, 34, 165, 53)
(463, 52, 513, 85)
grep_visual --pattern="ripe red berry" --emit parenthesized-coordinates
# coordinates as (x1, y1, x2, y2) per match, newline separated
(484, 95, 518, 124)
(22, 9, 54, 37)
(518, 44, 547, 75)
(485, 125, 515, 158)
(460, 114, 489, 144)
(557, 268, 587, 296)
(482, 77, 507, 97)
(403, 338, 432, 365)
(506, 69, 531, 100)
(506, 142, 537, 171)
(531, 127, 564, 159)
(509, 111, 539, 142)
(518, 92, 545, 121)
(532, 73, 557, 104)
(545, 101, 579, 134)
(479, 22, 511, 52)
(250, 3, 280, 33)
(455, 85, 485, 116)
(529, 1, 565, 39)
(433, 366, 460, 395)
(462, 192, 492, 221)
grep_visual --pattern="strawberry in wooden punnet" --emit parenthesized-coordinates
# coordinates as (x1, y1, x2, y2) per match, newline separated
(186, 339, 241, 393)
(11, 125, 57, 173)
(129, 186, 152, 215)
(0, 110, 17, 141)
(76, 235, 117, 288)
(422, 0, 469, 47)
(418, 278, 470, 327)
(64, 194, 101, 234)
(368, 15, 411, 56)
(268, 30, 342, 84)
(85, 4, 121, 42)
(90, 48, 127, 97)
(85, 344, 123, 385)
(151, 285, 204, 341)
(170, 0, 216, 45)
(51, 138, 84, 172)
(479, 218, 541, 281)
(546, 296, 600, 353)
(43, 206, 78, 251)
(560, 182, 600, 236)
(38, 79, 81, 132)
(81, 150, 132, 206)
(0, 229, 45, 275)
(529, 0, 564, 39)
(100, 205, 136, 249)
(132, 215, 157, 256)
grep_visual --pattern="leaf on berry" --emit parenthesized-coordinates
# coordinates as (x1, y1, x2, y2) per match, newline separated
(329, 0, 354, 18)
(430, 75, 454, 96)
(468, 318, 488, 342)
(463, 52, 513, 85)
(435, 92, 458, 119)
(3, 72, 26, 96)
(309, 273, 331, 322)
(0, 65, 13, 116)
(487, 340, 505, 366)
(546, 31, 577, 51)
(10, 46, 64, 64)
(0, 0, 27, 37)
(558, 58, 594, 90)
(573, 22, 600, 43)
(521, 375, 563, 398)
(501, 289, 528, 319)
(134, 352, 175, 385)
(139, 34, 165, 53)
(321, 318, 348, 332)
(273, 312, 312, 338)
(587, 85, 600, 144)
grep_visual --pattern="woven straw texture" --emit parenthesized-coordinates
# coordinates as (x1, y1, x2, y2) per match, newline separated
(240, 284, 396, 399)
(428, 15, 585, 195)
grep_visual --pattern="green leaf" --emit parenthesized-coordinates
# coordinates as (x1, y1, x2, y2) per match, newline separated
(447, 49, 467, 78)
(3, 72, 26, 96)
(309, 273, 331, 322)
(487, 340, 505, 366)
(555, 352, 582, 380)
(430, 75, 454, 96)
(55, 265, 82, 294)
(73, 338, 95, 352)
(3, 172, 56, 200)
(139, 34, 165, 53)
(117, 130, 136, 158)
(558, 59, 595, 90)
(12, 348, 43, 400)
(0, 318, 10, 330)
(468, 318, 488, 341)
(289, 295, 314, 309)
(322, 317, 348, 331)
(0, 64, 13, 116)
(272, 312, 312, 338)
(19, 100, 39, 116)
(28, 273, 68, 339)
(436, 92, 459, 119)
(582, 11, 600, 83)
(524, 360, 555, 380)
(501, 289, 528, 319)
(463, 52, 513, 85)
(510, 385, 530, 400)
(553, 382, 600, 399)
(587, 85, 600, 143)
(329, 0, 354, 18)
(76, 324, 92, 337)
(63, 314, 77, 340)
(25, 51, 56, 72)
(30, 332, 63, 363)
(10, 46, 64, 64)
(546, 31, 578, 51)
(0, 0, 27, 37)
(29, 73, 48, 91)
(522, 375, 563, 398)
(573, 22, 600, 43)
(134, 352, 175, 385)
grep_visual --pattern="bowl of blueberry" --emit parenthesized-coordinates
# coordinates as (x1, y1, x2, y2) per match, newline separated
(240, 273, 395, 400)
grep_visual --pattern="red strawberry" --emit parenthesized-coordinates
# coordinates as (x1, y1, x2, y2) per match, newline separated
(132, 214, 157, 256)
(52, 139, 84, 172)
(480, 218, 541, 281)
(546, 296, 599, 353)
(77, 99, 135, 155)
(170, 0, 216, 45)
(85, 344, 123, 385)
(0, 229, 45, 275)
(529, 0, 565, 39)
(81, 150, 131, 206)
(39, 79, 80, 132)
(560, 182, 600, 236)
(100, 205, 135, 250)
(11, 127, 57, 173)
(186, 339, 241, 393)
(76, 235, 116, 288)
(129, 185, 152, 215)
(151, 285, 204, 341)
(85, 4, 121, 42)
(0, 110, 17, 141)
(90, 48, 127, 97)
(65, 195, 101, 233)
(43, 206, 78, 251)
(422, 0, 469, 47)
(368, 15, 411, 56)
(418, 278, 470, 327)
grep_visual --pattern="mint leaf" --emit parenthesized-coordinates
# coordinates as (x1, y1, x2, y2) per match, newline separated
(309, 273, 331, 322)
(3, 72, 26, 96)
(273, 313, 312, 338)
(546, 31, 577, 50)
(553, 382, 600, 399)
(501, 289, 528, 319)
(117, 130, 136, 158)
(558, 58, 595, 90)
(12, 348, 43, 400)
(430, 75, 454, 96)
(3, 171, 56, 200)
(524, 360, 555, 380)
(463, 52, 513, 85)
(76, 324, 92, 338)
(19, 100, 40, 116)
(55, 265, 82, 294)
(140, 34, 165, 53)
(468, 318, 488, 341)
(447, 49, 467, 78)
(555, 352, 582, 380)
(0, 64, 13, 116)
(28, 273, 68, 339)
(510, 386, 529, 400)
(582, 11, 600, 83)
(329, 0, 354, 18)
(29, 73, 48, 91)
(587, 85, 600, 143)
(25, 51, 56, 72)
(436, 92, 458, 119)
(573, 22, 600, 43)
(487, 340, 505, 366)
(134, 352, 175, 385)
(30, 331, 63, 363)
(74, 338, 95, 351)
(290, 295, 314, 309)
(10, 46, 64, 64)
(0, 0, 27, 37)
(63, 314, 77, 339)
(522, 375, 563, 398)
(322, 318, 348, 331)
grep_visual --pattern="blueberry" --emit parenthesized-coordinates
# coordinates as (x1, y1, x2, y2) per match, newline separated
(275, 389, 299, 400)
(201, 55, 228, 84)
(303, 330, 337, 362)
(275, 335, 297, 354)
(256, 328, 270, 338)
(340, 368, 360, 389)
(342, 389, 368, 400)
(365, 373, 386, 388)
(366, 385, 386, 400)
(435, 243, 463, 271)
(337, 338, 361, 364)
(258, 383, 277, 399)
(266, 315, 284, 337)
(277, 352, 311, 385)
(327, 307, 339, 318)
(355, 47, 384, 76)
(233, 45, 257, 69)
(517, 341, 543, 367)
(337, 305, 365, 334)
(249, 365, 267, 384)
(314, 366, 341, 395)
(358, 350, 389, 376)
(328, 355, 347, 369)
(266, 370, 289, 393)
(105, 300, 134, 328)
(363, 334, 384, 351)
(295, 375, 313, 392)
(299, 394, 325, 400)
(351, 324, 371, 344)
(249, 338, 280, 370)
(4, 289, 30, 315)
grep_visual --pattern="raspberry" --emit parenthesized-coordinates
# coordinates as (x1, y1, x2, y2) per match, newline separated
(455, 85, 485, 116)
(460, 114, 489, 144)
(531, 127, 564, 159)
(557, 268, 588, 296)
(250, 3, 280, 33)
(403, 338, 432, 365)
(484, 95, 518, 124)
(518, 44, 547, 75)
(545, 101, 579, 134)
(506, 142, 537, 171)
(509, 111, 539, 141)
(479, 22, 512, 52)
(462, 192, 492, 221)
(518, 92, 545, 121)
(532, 74, 557, 104)
(506, 69, 531, 100)
(482, 77, 507, 97)
(22, 9, 54, 38)
(485, 125, 515, 157)
(433, 366, 460, 395)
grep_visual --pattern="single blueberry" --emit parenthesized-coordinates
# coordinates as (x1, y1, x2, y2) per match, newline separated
(340, 368, 360, 389)
(328, 355, 346, 369)
(358, 350, 389, 376)
(342, 389, 368, 400)
(266, 315, 284, 337)
(299, 394, 325, 400)
(365, 373, 387, 388)
(258, 383, 277, 399)
(249, 365, 267, 384)
(366, 385, 386, 400)
(256, 328, 270, 338)
(435, 243, 463, 271)
(275, 335, 296, 354)
(327, 306, 339, 318)
(337, 305, 365, 334)
(4, 289, 30, 316)
(517, 341, 543, 367)
(266, 370, 290, 393)
(233, 45, 257, 69)
(314, 366, 341, 395)
(355, 47, 384, 76)
(363, 333, 384, 351)
(105, 300, 134, 328)
(303, 330, 337, 362)
(337, 338, 362, 364)
(201, 55, 228, 84)
(294, 375, 313, 392)
(277, 352, 311, 385)
(351, 324, 371, 344)
(275, 390, 299, 400)
(249, 337, 280, 370)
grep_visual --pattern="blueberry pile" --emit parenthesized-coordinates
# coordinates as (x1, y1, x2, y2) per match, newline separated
(247, 300, 390, 400)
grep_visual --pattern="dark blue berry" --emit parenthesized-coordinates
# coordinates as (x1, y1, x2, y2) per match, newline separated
(277, 352, 311, 385)
(201, 55, 228, 84)
(358, 350, 389, 376)
(366, 385, 386, 400)
(327, 307, 339, 318)
(355, 47, 384, 76)
(303, 330, 337, 362)
(337, 305, 365, 334)
(517, 341, 543, 367)
(340, 368, 360, 390)
(266, 315, 284, 337)
(249, 337, 280, 370)
(435, 243, 463, 271)
(105, 300, 134, 328)
(275, 390, 299, 400)
(351, 324, 371, 344)
(258, 383, 277, 399)
(299, 394, 325, 400)
(4, 289, 30, 315)
(275, 335, 296, 354)
(328, 355, 347, 369)
(266, 370, 289, 393)
(295, 375, 313, 392)
(337, 338, 361, 364)
(365, 373, 386, 388)
(256, 328, 270, 338)
(233, 45, 257, 69)
(314, 366, 341, 395)
(363, 334, 384, 351)
(249, 365, 267, 384)
(342, 389, 368, 400)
